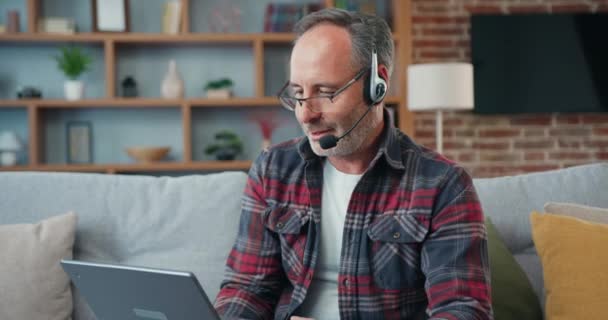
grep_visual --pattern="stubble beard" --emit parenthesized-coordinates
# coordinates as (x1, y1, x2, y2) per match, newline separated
(304, 104, 381, 157)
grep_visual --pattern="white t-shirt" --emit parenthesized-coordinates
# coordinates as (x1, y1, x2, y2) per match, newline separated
(297, 160, 362, 319)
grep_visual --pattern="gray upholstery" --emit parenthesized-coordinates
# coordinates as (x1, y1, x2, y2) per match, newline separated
(0, 162, 606, 319)
(0, 171, 247, 320)
(473, 162, 608, 309)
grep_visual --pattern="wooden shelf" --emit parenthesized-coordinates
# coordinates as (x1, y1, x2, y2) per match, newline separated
(0, 160, 252, 173)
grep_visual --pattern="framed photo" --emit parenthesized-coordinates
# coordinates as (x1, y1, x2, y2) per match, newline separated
(92, 0, 130, 32)
(66, 121, 93, 164)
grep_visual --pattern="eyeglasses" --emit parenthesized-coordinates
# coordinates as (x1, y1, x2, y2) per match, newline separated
(277, 68, 368, 113)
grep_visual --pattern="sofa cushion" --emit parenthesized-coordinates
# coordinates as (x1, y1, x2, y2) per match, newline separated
(486, 219, 542, 320)
(530, 211, 608, 319)
(544, 202, 608, 223)
(0, 211, 77, 320)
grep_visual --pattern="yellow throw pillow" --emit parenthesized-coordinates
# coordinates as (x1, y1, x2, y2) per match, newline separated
(530, 211, 608, 320)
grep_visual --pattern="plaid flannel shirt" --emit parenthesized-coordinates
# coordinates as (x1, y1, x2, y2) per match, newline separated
(214, 117, 492, 320)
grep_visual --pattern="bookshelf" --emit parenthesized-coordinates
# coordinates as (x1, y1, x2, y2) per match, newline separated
(0, 0, 412, 174)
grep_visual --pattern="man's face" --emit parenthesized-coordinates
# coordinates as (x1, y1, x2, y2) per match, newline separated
(290, 24, 380, 157)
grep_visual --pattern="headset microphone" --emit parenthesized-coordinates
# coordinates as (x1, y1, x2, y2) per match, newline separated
(319, 104, 374, 149)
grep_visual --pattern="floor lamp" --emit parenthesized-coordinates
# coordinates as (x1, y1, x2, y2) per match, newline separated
(407, 63, 474, 154)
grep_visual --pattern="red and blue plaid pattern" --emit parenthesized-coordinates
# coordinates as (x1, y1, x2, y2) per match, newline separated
(214, 118, 492, 320)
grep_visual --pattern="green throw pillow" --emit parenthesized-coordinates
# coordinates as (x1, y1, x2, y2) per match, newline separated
(486, 219, 543, 320)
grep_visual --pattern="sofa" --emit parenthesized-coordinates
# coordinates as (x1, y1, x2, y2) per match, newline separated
(1, 162, 607, 319)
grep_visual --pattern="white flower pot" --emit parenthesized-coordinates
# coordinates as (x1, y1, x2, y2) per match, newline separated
(64, 80, 85, 100)
(0, 151, 17, 166)
(206, 88, 232, 99)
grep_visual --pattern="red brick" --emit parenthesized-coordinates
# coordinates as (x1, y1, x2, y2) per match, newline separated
(412, 16, 469, 24)
(558, 140, 581, 148)
(593, 128, 608, 135)
(415, 4, 461, 14)
(454, 129, 475, 137)
(419, 49, 461, 59)
(555, 115, 580, 125)
(513, 140, 555, 149)
(549, 128, 591, 137)
(458, 153, 476, 162)
(507, 5, 548, 14)
(523, 128, 547, 137)
(444, 118, 464, 126)
(581, 114, 608, 125)
(548, 152, 592, 161)
(551, 4, 591, 13)
(525, 152, 546, 161)
(597, 152, 608, 160)
(598, 4, 608, 12)
(464, 4, 503, 14)
(415, 118, 435, 126)
(444, 141, 466, 150)
(519, 164, 561, 173)
(472, 142, 510, 150)
(583, 140, 608, 149)
(478, 129, 521, 138)
(509, 115, 552, 126)
(421, 27, 464, 36)
(415, 129, 435, 138)
(480, 153, 521, 162)
(413, 39, 455, 48)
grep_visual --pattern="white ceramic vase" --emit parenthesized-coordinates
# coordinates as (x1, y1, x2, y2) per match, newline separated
(64, 80, 84, 100)
(161, 59, 184, 99)
(0, 151, 17, 166)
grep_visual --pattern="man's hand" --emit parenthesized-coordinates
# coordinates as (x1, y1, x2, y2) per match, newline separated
(290, 317, 314, 320)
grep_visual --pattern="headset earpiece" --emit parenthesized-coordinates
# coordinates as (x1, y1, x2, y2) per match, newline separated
(364, 47, 387, 106)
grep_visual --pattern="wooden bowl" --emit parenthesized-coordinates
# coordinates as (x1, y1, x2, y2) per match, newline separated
(125, 146, 170, 162)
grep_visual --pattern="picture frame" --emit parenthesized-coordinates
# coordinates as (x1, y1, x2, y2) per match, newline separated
(66, 121, 93, 164)
(91, 0, 130, 32)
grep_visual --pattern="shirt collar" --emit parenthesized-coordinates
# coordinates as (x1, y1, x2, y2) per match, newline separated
(297, 107, 405, 170)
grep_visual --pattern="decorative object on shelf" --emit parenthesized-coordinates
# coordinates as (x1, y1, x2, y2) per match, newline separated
(92, 0, 130, 32)
(0, 25, 6, 33)
(38, 17, 76, 34)
(204, 78, 234, 99)
(250, 112, 282, 150)
(121, 76, 138, 98)
(162, 1, 182, 34)
(0, 131, 23, 167)
(209, 3, 241, 33)
(161, 59, 184, 99)
(407, 63, 474, 154)
(16, 86, 42, 99)
(263, 3, 321, 32)
(125, 146, 170, 163)
(66, 121, 93, 164)
(54, 46, 93, 101)
(205, 130, 243, 161)
(7, 10, 20, 33)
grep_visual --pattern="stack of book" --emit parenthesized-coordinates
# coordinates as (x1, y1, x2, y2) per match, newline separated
(162, 1, 182, 34)
(263, 3, 322, 32)
(38, 18, 75, 34)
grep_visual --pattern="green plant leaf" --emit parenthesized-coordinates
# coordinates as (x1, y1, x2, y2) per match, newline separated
(54, 46, 93, 80)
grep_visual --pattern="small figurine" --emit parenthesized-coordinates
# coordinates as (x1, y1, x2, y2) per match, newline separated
(121, 76, 138, 98)
(16, 86, 42, 99)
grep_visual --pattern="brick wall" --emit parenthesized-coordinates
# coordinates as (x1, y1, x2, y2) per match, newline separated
(411, 0, 608, 177)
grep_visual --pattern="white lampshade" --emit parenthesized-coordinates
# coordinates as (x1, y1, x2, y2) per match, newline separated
(0, 131, 22, 151)
(407, 62, 474, 111)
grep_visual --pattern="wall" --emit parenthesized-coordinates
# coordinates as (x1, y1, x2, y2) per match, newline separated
(411, 0, 608, 177)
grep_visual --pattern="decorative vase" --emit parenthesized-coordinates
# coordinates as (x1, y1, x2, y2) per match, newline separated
(0, 151, 17, 166)
(161, 59, 184, 99)
(64, 80, 84, 100)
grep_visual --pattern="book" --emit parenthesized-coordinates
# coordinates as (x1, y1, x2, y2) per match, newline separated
(162, 1, 182, 34)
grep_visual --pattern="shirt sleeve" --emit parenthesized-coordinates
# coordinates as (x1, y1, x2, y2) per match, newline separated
(422, 167, 494, 320)
(214, 151, 286, 320)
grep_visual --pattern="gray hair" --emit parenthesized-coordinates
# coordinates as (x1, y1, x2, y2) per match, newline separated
(293, 8, 394, 77)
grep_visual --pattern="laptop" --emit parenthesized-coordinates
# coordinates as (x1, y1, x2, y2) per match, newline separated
(61, 259, 221, 320)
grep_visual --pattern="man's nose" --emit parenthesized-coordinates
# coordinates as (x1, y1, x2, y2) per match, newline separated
(297, 100, 322, 124)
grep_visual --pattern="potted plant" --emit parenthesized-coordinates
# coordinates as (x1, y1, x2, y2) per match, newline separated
(54, 46, 93, 100)
(204, 78, 234, 99)
(204, 130, 243, 160)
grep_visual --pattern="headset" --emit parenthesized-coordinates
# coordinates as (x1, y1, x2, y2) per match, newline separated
(363, 47, 387, 106)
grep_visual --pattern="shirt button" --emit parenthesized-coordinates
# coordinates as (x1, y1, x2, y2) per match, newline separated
(342, 278, 350, 286)
(276, 222, 284, 229)
(393, 232, 401, 239)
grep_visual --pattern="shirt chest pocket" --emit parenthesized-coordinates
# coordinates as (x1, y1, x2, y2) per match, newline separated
(366, 213, 430, 290)
(263, 206, 310, 284)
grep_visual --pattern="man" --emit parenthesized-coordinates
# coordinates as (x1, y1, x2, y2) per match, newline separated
(214, 8, 492, 320)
